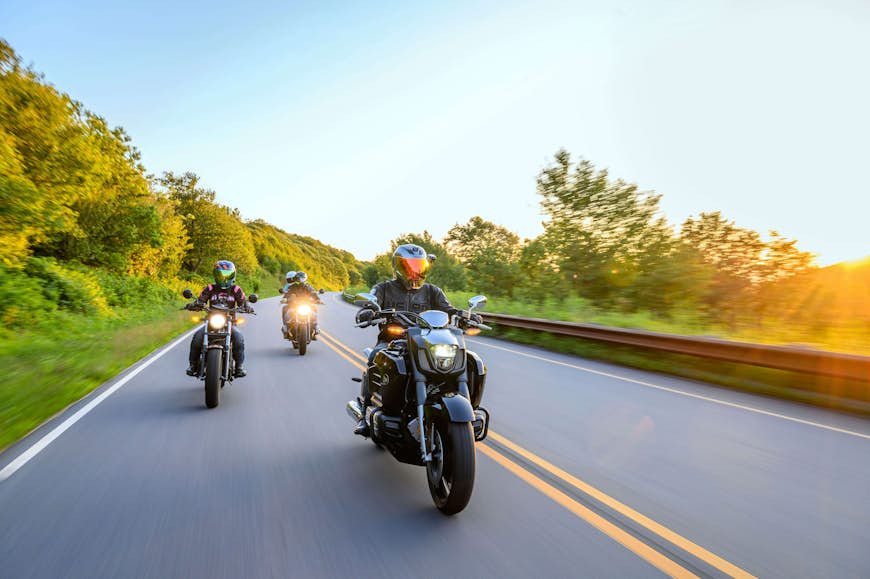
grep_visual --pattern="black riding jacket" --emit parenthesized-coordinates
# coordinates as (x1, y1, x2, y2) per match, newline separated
(370, 279, 454, 341)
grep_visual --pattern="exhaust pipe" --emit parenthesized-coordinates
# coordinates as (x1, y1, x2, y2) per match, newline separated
(346, 399, 363, 422)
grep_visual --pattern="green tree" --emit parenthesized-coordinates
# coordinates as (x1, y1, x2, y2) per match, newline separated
(446, 216, 521, 296)
(158, 171, 257, 276)
(537, 150, 675, 308)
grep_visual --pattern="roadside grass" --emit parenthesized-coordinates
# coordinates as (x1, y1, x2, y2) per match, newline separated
(0, 264, 284, 453)
(0, 305, 195, 452)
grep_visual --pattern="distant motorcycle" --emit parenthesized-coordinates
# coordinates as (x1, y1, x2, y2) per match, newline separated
(279, 291, 319, 356)
(346, 293, 491, 515)
(182, 289, 257, 408)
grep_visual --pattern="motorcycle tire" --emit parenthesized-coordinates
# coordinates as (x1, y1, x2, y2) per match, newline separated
(427, 421, 476, 515)
(205, 349, 221, 409)
(299, 322, 308, 356)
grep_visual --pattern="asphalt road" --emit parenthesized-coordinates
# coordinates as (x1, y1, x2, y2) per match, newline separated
(1, 293, 868, 578)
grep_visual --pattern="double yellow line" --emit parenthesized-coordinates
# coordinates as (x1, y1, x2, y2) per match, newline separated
(319, 329, 754, 579)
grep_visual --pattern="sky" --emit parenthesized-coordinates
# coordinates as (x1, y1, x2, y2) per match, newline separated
(2, 0, 868, 265)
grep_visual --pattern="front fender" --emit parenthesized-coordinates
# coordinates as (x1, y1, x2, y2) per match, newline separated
(439, 393, 474, 422)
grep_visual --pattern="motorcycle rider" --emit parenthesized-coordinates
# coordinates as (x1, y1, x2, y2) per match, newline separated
(185, 260, 254, 378)
(282, 270, 323, 340)
(353, 244, 476, 436)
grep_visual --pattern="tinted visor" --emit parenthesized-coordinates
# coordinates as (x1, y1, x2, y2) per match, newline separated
(214, 266, 235, 286)
(396, 257, 429, 288)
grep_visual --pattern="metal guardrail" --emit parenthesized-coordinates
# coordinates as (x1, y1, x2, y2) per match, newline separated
(341, 292, 869, 382)
(480, 312, 870, 383)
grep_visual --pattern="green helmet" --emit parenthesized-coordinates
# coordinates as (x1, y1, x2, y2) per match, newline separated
(213, 260, 236, 289)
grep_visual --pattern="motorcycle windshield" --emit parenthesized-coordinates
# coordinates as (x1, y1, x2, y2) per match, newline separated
(422, 328, 459, 347)
(419, 310, 449, 328)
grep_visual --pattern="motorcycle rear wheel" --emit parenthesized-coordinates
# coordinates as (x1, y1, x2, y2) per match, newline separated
(205, 349, 221, 409)
(427, 421, 476, 515)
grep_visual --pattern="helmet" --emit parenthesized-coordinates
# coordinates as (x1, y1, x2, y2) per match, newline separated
(213, 260, 236, 289)
(286, 271, 297, 283)
(392, 244, 431, 290)
(296, 271, 308, 283)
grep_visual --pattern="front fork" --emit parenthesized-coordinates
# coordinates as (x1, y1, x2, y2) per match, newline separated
(415, 379, 432, 463)
(414, 373, 473, 463)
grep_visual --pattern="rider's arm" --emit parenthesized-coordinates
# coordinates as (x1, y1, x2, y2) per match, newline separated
(428, 284, 455, 314)
(196, 285, 212, 305)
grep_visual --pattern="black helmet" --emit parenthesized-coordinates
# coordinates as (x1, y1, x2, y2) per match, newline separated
(296, 271, 308, 283)
(213, 260, 236, 289)
(285, 270, 297, 283)
(392, 244, 431, 290)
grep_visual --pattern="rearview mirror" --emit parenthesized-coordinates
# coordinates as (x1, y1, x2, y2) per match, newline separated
(354, 292, 380, 310)
(182, 289, 194, 299)
(468, 295, 487, 311)
(427, 253, 437, 262)
(278, 287, 285, 294)
(249, 294, 259, 303)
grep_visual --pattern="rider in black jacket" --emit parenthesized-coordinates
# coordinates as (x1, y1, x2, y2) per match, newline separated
(281, 271, 323, 339)
(185, 260, 253, 377)
(353, 244, 457, 436)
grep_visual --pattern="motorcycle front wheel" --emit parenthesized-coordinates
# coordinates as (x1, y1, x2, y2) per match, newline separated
(298, 321, 309, 356)
(204, 349, 221, 409)
(426, 421, 476, 515)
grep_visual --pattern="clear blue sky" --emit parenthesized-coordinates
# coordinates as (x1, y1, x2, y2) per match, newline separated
(3, 0, 868, 265)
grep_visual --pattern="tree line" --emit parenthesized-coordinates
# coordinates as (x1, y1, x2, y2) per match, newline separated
(0, 39, 362, 328)
(362, 149, 825, 333)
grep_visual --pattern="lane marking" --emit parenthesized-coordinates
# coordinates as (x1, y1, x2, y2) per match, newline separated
(0, 327, 198, 482)
(478, 444, 698, 578)
(322, 331, 752, 576)
(488, 432, 754, 578)
(320, 330, 366, 362)
(470, 339, 870, 441)
(320, 333, 367, 370)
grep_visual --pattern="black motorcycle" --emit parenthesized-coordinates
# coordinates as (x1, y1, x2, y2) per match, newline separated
(346, 293, 491, 515)
(279, 290, 319, 356)
(183, 289, 257, 408)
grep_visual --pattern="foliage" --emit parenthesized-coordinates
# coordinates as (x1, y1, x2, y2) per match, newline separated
(446, 217, 521, 297)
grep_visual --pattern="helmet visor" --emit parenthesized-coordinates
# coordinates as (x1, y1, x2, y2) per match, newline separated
(214, 266, 235, 287)
(396, 256, 430, 289)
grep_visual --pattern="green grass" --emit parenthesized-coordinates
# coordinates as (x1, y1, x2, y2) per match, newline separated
(0, 304, 196, 452)
(0, 265, 284, 453)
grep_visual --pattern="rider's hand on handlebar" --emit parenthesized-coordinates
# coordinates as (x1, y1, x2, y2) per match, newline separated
(356, 309, 375, 324)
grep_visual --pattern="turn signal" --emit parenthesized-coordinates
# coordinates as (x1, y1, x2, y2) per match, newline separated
(465, 328, 481, 336)
(385, 324, 404, 337)
(236, 317, 246, 325)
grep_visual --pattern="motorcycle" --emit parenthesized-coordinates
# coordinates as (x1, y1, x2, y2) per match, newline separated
(279, 289, 319, 356)
(346, 293, 491, 515)
(182, 289, 257, 408)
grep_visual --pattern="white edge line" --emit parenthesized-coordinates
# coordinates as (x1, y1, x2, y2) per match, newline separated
(470, 339, 870, 441)
(0, 327, 198, 482)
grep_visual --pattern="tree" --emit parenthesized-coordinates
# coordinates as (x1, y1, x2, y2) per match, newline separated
(158, 172, 257, 276)
(536, 150, 674, 308)
(446, 216, 521, 296)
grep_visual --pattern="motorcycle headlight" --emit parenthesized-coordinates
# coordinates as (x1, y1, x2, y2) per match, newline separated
(209, 313, 227, 329)
(428, 343, 458, 371)
(296, 304, 312, 316)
